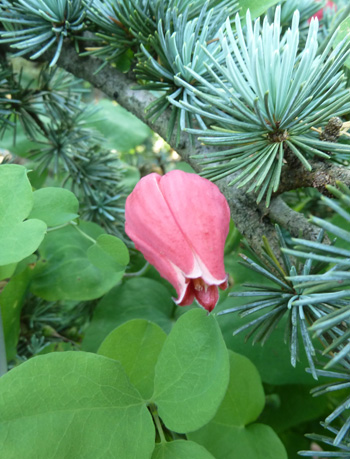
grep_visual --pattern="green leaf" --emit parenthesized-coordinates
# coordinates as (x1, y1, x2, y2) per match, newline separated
(188, 351, 287, 459)
(153, 309, 230, 433)
(119, 162, 141, 191)
(82, 277, 176, 352)
(152, 440, 215, 459)
(91, 99, 151, 151)
(0, 165, 47, 265)
(238, 0, 280, 20)
(259, 384, 329, 434)
(218, 256, 317, 385)
(98, 319, 167, 399)
(0, 124, 37, 157)
(0, 265, 33, 361)
(0, 220, 47, 266)
(87, 234, 129, 272)
(0, 164, 33, 223)
(30, 222, 124, 301)
(0, 263, 17, 281)
(0, 352, 155, 459)
(28, 188, 79, 227)
(333, 16, 350, 68)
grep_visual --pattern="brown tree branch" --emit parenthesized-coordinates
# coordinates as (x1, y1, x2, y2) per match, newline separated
(2, 42, 344, 256)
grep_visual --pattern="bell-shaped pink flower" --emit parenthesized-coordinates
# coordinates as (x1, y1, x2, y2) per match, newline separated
(125, 170, 230, 312)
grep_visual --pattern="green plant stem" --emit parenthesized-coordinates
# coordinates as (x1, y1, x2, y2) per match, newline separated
(0, 306, 7, 377)
(124, 262, 149, 277)
(73, 224, 96, 244)
(149, 403, 166, 443)
(47, 221, 77, 232)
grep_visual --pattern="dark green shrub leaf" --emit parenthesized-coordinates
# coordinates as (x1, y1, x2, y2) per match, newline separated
(153, 309, 229, 433)
(98, 319, 166, 399)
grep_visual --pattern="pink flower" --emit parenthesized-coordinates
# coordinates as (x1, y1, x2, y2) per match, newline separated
(125, 170, 230, 312)
(309, 1, 336, 22)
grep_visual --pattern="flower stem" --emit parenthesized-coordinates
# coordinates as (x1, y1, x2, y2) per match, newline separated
(0, 306, 7, 377)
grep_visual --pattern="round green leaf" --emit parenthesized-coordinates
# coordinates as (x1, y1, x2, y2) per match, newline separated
(98, 319, 167, 399)
(153, 309, 230, 433)
(30, 221, 124, 301)
(188, 351, 287, 459)
(29, 187, 79, 227)
(82, 277, 176, 352)
(191, 423, 287, 459)
(0, 165, 47, 266)
(87, 234, 129, 272)
(0, 219, 47, 266)
(152, 440, 215, 459)
(0, 164, 33, 224)
(212, 351, 265, 427)
(0, 352, 155, 459)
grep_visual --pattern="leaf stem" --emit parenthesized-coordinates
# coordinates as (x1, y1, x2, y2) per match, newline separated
(149, 403, 166, 443)
(124, 262, 149, 277)
(73, 225, 96, 244)
(47, 221, 77, 232)
(0, 306, 7, 377)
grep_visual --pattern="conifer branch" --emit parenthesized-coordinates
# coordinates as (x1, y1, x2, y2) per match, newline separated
(0, 41, 344, 255)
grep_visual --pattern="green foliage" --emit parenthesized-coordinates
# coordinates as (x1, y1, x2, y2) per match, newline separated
(153, 309, 229, 433)
(98, 319, 167, 399)
(0, 0, 87, 66)
(219, 225, 343, 379)
(0, 164, 46, 266)
(0, 352, 155, 458)
(152, 440, 215, 459)
(174, 7, 350, 204)
(284, 183, 350, 369)
(82, 277, 176, 352)
(91, 99, 151, 151)
(30, 221, 127, 301)
(0, 263, 33, 361)
(0, 309, 281, 458)
(188, 351, 287, 459)
(135, 0, 238, 144)
(239, 0, 280, 20)
(28, 187, 79, 226)
(0, 59, 85, 141)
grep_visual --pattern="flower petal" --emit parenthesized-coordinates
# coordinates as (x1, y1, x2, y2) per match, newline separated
(125, 173, 199, 277)
(159, 170, 230, 284)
